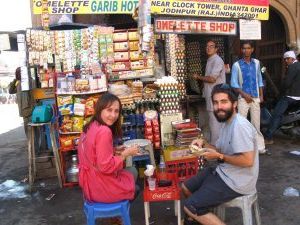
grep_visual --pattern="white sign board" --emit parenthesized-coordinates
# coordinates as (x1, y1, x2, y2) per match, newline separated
(0, 34, 11, 50)
(239, 19, 261, 40)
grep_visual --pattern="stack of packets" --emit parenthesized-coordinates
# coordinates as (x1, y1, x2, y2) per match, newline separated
(172, 119, 201, 147)
(131, 80, 143, 101)
(57, 95, 100, 133)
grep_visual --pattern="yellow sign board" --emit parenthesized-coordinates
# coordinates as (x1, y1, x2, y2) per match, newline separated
(33, 0, 139, 14)
(151, 0, 269, 20)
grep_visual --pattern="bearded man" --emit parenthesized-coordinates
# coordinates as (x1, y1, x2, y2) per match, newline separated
(182, 83, 259, 225)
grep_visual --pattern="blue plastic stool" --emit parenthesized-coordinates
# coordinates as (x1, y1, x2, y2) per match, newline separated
(84, 200, 131, 225)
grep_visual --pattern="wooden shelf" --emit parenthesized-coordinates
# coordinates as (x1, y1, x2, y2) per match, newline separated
(56, 89, 107, 95)
(60, 148, 77, 152)
(59, 131, 81, 135)
(109, 75, 154, 82)
(114, 49, 130, 52)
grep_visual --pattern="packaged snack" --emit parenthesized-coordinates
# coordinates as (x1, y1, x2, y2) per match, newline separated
(84, 116, 92, 126)
(58, 104, 74, 116)
(60, 115, 73, 132)
(72, 116, 84, 132)
(113, 32, 127, 42)
(73, 136, 80, 146)
(59, 136, 74, 150)
(74, 97, 86, 104)
(85, 97, 96, 116)
(74, 103, 85, 116)
(128, 31, 139, 41)
(75, 79, 90, 92)
(57, 95, 73, 107)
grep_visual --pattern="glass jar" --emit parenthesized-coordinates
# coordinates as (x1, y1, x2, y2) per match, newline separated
(66, 154, 79, 183)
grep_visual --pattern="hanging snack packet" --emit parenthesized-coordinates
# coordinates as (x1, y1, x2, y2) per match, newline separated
(59, 136, 74, 150)
(72, 116, 84, 132)
(60, 115, 73, 132)
(85, 97, 96, 116)
(57, 95, 74, 116)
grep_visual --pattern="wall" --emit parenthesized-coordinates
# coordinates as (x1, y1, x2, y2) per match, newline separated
(270, 0, 300, 52)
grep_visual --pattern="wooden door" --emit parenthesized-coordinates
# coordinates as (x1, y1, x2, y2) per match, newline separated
(256, 9, 286, 100)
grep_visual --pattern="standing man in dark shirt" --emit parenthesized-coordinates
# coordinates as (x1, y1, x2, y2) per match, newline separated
(8, 67, 34, 137)
(264, 51, 300, 144)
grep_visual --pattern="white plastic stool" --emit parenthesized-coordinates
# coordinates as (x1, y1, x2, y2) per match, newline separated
(216, 193, 261, 225)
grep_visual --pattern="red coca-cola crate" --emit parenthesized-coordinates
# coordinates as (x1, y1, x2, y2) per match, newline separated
(165, 157, 199, 182)
(143, 172, 180, 202)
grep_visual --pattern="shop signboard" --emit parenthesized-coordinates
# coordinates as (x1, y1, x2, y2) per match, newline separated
(155, 18, 237, 35)
(33, 0, 139, 14)
(151, 0, 269, 20)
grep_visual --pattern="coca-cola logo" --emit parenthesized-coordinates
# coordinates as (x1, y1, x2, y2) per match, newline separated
(151, 192, 172, 200)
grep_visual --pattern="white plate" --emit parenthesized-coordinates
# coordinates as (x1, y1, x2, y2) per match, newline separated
(123, 139, 152, 148)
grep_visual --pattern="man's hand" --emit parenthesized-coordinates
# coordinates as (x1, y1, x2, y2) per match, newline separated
(193, 74, 202, 81)
(202, 148, 220, 160)
(243, 93, 254, 103)
(259, 95, 264, 104)
(191, 138, 204, 148)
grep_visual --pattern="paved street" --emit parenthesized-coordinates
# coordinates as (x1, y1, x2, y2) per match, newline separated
(0, 104, 300, 225)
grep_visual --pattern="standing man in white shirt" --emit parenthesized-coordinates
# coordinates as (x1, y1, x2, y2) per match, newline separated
(193, 40, 226, 146)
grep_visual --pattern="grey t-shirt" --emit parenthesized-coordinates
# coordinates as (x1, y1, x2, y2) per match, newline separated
(216, 114, 259, 195)
(203, 54, 226, 111)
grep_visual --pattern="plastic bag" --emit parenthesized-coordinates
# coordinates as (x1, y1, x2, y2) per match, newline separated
(108, 84, 131, 96)
(283, 187, 299, 197)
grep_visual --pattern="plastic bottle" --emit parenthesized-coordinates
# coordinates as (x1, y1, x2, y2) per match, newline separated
(159, 154, 167, 180)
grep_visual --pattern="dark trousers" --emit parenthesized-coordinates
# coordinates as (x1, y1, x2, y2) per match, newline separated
(265, 96, 298, 139)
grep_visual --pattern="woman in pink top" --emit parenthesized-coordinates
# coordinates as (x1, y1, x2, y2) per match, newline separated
(78, 93, 139, 203)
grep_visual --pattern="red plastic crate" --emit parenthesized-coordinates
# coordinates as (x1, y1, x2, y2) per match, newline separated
(143, 172, 180, 202)
(165, 157, 199, 182)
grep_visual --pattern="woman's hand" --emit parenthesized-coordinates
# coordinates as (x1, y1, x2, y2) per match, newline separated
(121, 145, 140, 159)
(115, 145, 125, 156)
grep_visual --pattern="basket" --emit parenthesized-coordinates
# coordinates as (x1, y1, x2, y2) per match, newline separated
(165, 157, 199, 182)
(143, 172, 180, 202)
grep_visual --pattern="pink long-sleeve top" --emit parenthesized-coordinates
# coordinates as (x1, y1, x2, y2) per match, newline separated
(78, 122, 135, 203)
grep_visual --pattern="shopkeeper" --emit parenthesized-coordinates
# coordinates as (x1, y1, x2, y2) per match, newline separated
(193, 40, 226, 145)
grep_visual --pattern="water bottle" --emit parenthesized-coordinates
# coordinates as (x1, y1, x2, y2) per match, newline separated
(159, 154, 167, 180)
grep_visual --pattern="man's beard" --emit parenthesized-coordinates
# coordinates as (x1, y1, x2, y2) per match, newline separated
(214, 107, 234, 122)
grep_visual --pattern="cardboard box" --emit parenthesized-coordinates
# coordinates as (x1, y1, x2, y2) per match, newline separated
(160, 113, 183, 147)
(128, 31, 139, 41)
(113, 32, 128, 42)
(114, 52, 129, 61)
(163, 145, 194, 161)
